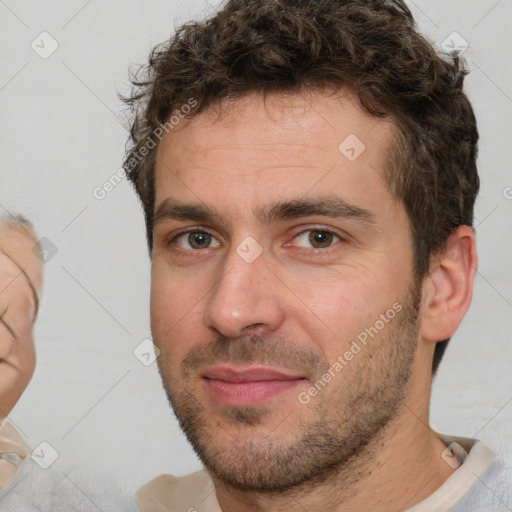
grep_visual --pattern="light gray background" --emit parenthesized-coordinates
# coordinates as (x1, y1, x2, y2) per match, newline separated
(0, 0, 511, 504)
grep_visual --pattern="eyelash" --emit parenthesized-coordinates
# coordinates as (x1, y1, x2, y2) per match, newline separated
(167, 226, 345, 254)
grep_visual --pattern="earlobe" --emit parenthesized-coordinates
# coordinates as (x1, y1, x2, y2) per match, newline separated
(420, 225, 478, 342)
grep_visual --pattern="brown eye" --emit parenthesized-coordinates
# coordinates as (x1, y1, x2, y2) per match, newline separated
(293, 229, 340, 249)
(188, 232, 211, 249)
(173, 230, 220, 250)
(308, 230, 334, 248)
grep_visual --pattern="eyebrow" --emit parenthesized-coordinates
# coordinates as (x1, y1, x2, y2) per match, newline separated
(153, 196, 376, 228)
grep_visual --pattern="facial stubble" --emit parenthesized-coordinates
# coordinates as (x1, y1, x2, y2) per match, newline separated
(155, 283, 421, 494)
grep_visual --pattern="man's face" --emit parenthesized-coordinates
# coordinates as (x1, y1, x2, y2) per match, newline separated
(150, 91, 422, 492)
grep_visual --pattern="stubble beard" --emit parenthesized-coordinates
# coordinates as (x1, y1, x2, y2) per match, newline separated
(156, 283, 421, 494)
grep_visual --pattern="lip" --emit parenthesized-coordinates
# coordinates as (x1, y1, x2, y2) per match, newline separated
(201, 364, 305, 382)
(201, 365, 307, 406)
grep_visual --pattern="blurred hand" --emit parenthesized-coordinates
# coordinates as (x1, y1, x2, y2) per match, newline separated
(0, 218, 42, 418)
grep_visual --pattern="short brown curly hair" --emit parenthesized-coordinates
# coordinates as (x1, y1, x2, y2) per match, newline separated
(121, 0, 479, 375)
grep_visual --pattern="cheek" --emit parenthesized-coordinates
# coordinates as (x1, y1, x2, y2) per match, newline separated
(151, 260, 188, 324)
(287, 273, 398, 356)
(150, 266, 205, 360)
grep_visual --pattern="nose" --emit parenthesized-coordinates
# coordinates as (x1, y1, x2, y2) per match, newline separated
(202, 241, 286, 338)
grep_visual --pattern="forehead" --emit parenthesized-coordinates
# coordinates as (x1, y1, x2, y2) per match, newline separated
(154, 90, 398, 219)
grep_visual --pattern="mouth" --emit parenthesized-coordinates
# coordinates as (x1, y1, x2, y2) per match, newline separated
(200, 364, 307, 406)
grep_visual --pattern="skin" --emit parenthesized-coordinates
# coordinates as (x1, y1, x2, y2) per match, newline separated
(0, 219, 42, 419)
(150, 89, 477, 512)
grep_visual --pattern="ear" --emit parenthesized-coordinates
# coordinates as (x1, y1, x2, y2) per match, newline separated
(420, 225, 477, 342)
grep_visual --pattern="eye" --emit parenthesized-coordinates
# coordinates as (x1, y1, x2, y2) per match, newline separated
(292, 229, 342, 249)
(172, 230, 221, 250)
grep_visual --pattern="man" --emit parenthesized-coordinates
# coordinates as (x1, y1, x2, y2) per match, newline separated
(122, 0, 511, 510)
